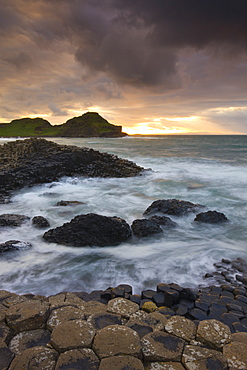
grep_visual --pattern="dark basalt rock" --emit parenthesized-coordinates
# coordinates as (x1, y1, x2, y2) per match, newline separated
(131, 218, 163, 238)
(0, 138, 145, 195)
(148, 215, 177, 228)
(32, 216, 50, 228)
(43, 213, 131, 247)
(194, 210, 228, 223)
(143, 199, 204, 217)
(0, 214, 30, 227)
(0, 240, 32, 253)
(55, 200, 85, 206)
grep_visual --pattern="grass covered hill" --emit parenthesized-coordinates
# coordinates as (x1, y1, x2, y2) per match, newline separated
(0, 112, 127, 138)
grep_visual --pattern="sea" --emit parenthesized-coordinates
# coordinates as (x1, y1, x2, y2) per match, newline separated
(0, 135, 247, 296)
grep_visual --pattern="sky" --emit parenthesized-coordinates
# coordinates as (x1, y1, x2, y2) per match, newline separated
(1, 0, 247, 135)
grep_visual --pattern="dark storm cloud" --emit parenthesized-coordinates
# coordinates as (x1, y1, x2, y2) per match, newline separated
(1, 0, 247, 89)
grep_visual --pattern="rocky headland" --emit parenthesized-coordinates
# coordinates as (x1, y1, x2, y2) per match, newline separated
(0, 112, 127, 138)
(0, 137, 144, 202)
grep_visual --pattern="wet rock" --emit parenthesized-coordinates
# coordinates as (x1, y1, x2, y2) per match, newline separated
(32, 215, 50, 228)
(165, 315, 197, 342)
(9, 329, 51, 354)
(51, 320, 95, 352)
(92, 324, 141, 359)
(9, 346, 58, 370)
(182, 345, 227, 370)
(47, 305, 85, 331)
(0, 240, 32, 253)
(126, 321, 153, 338)
(131, 218, 163, 237)
(107, 297, 139, 318)
(99, 355, 144, 370)
(148, 215, 178, 228)
(223, 341, 247, 369)
(0, 342, 15, 370)
(88, 312, 123, 330)
(43, 213, 131, 247)
(6, 300, 50, 333)
(0, 138, 144, 194)
(196, 319, 232, 349)
(0, 214, 30, 227)
(143, 199, 204, 217)
(194, 211, 228, 223)
(141, 331, 185, 362)
(55, 200, 85, 206)
(55, 348, 100, 370)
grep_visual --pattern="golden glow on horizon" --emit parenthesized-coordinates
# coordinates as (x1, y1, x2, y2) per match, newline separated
(123, 122, 192, 135)
(166, 116, 200, 122)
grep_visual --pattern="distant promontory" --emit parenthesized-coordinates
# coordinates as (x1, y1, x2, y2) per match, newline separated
(0, 112, 127, 138)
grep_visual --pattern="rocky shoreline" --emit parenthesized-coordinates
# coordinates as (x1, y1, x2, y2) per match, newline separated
(1, 276, 247, 369)
(0, 138, 144, 202)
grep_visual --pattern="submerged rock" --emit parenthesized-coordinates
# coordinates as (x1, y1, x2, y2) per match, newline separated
(0, 240, 32, 253)
(131, 218, 163, 238)
(55, 200, 85, 206)
(43, 213, 131, 247)
(143, 199, 204, 217)
(194, 210, 228, 223)
(0, 214, 30, 227)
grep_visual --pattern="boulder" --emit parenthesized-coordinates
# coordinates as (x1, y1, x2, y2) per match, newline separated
(131, 218, 163, 237)
(32, 216, 50, 228)
(143, 199, 204, 217)
(141, 331, 185, 362)
(194, 211, 228, 223)
(9, 346, 58, 370)
(0, 214, 30, 227)
(55, 348, 100, 369)
(43, 213, 131, 247)
(92, 324, 141, 359)
(0, 240, 32, 253)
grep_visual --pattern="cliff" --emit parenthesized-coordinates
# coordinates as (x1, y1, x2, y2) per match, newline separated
(0, 112, 127, 138)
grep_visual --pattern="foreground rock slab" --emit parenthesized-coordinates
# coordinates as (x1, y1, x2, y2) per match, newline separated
(93, 324, 141, 359)
(43, 213, 132, 247)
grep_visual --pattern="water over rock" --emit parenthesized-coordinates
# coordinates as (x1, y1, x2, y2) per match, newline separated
(43, 213, 132, 247)
(143, 199, 204, 217)
(0, 240, 32, 253)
